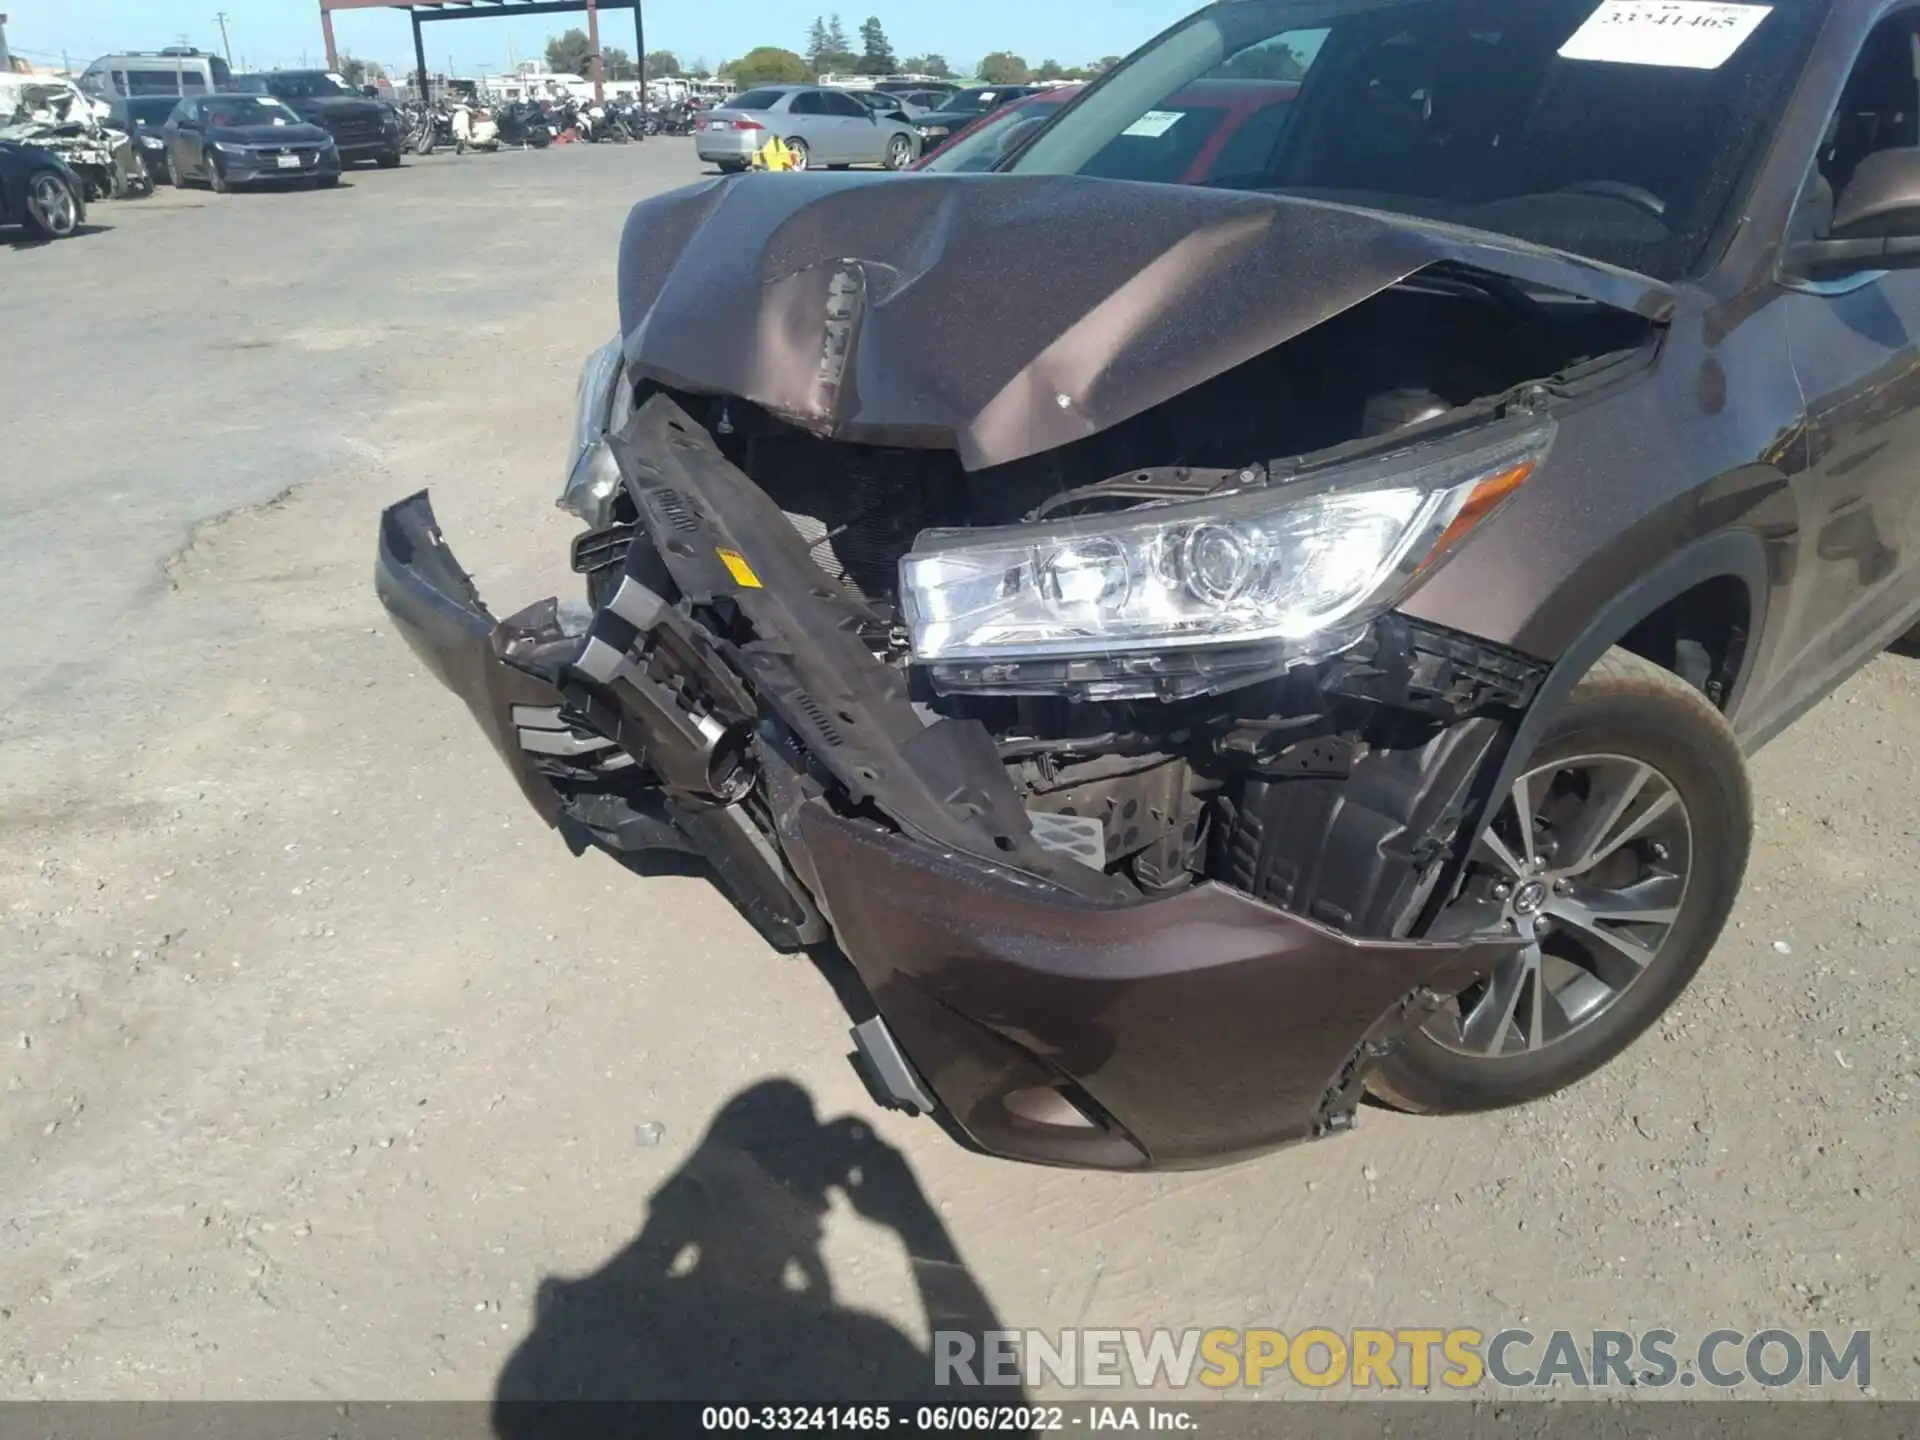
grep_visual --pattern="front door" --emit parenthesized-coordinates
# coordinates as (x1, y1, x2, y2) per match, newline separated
(1774, 10, 1920, 684)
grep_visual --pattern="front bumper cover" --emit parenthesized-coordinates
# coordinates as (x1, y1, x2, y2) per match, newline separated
(375, 395, 1518, 1170)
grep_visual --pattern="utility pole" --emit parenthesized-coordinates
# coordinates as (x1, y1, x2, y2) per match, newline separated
(212, 12, 233, 67)
(0, 14, 12, 75)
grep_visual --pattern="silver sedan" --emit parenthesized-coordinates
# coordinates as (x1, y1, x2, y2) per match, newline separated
(694, 84, 919, 173)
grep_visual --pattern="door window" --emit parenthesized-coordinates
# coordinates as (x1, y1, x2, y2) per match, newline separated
(789, 91, 826, 115)
(1791, 12, 1920, 246)
(823, 91, 870, 118)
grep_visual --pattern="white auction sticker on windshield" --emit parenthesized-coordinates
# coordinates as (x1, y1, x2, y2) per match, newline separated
(1559, 1, 1772, 69)
(1122, 110, 1185, 138)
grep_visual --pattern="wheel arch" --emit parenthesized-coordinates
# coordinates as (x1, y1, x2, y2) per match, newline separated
(1421, 528, 1769, 932)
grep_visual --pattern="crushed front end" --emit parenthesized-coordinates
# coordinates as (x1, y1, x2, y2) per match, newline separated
(374, 175, 1681, 1170)
(377, 386, 1560, 1170)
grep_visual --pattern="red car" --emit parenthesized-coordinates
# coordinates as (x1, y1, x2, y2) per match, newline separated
(916, 78, 1299, 183)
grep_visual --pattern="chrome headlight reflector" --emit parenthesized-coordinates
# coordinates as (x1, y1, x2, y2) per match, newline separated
(557, 336, 631, 527)
(900, 423, 1552, 691)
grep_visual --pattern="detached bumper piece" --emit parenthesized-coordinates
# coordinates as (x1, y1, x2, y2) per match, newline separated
(375, 396, 1519, 1171)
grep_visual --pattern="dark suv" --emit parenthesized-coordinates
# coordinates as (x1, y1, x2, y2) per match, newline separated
(234, 69, 401, 167)
(377, 0, 1920, 1171)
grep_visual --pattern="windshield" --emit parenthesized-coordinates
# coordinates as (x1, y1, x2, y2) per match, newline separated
(261, 72, 356, 101)
(205, 97, 303, 129)
(1009, 0, 1817, 280)
(922, 99, 1074, 173)
(125, 97, 183, 125)
(726, 88, 791, 112)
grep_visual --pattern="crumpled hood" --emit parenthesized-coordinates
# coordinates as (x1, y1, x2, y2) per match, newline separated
(617, 171, 1674, 471)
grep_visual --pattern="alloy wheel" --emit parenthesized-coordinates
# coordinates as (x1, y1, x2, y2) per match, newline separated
(26, 174, 77, 236)
(886, 135, 913, 169)
(785, 138, 810, 171)
(1426, 753, 1693, 1057)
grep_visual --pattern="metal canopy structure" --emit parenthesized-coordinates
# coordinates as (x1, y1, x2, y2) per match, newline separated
(317, 0, 646, 107)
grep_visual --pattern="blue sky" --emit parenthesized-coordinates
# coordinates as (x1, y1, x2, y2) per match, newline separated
(11, 1, 1198, 77)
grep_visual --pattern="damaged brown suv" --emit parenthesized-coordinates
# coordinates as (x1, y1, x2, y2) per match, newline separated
(377, 0, 1920, 1169)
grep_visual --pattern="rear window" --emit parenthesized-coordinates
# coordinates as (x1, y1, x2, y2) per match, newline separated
(727, 88, 788, 111)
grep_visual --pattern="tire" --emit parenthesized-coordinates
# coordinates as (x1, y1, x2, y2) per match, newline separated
(885, 133, 914, 170)
(206, 151, 230, 194)
(716, 160, 747, 173)
(21, 171, 80, 240)
(379, 147, 403, 168)
(318, 174, 341, 188)
(784, 137, 810, 171)
(165, 149, 182, 188)
(1367, 648, 1752, 1115)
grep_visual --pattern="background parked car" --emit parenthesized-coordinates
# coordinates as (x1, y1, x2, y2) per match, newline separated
(911, 85, 1045, 152)
(162, 95, 341, 193)
(107, 95, 181, 185)
(694, 84, 919, 173)
(233, 70, 402, 169)
(0, 139, 85, 239)
(875, 79, 958, 103)
(78, 47, 232, 102)
(916, 86, 1084, 173)
(849, 90, 925, 122)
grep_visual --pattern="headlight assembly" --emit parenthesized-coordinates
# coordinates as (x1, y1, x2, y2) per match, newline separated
(212, 141, 252, 155)
(900, 422, 1553, 697)
(556, 336, 631, 527)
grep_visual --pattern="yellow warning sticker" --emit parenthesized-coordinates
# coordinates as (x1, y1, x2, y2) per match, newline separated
(717, 548, 764, 589)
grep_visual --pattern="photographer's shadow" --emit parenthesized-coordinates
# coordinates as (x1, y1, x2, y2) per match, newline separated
(493, 1078, 1018, 1418)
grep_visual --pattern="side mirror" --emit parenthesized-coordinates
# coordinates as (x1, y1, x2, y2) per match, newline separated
(1787, 148, 1920, 279)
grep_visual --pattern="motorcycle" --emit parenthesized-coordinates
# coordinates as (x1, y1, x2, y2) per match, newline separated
(493, 99, 552, 149)
(451, 101, 501, 153)
(580, 101, 632, 144)
(408, 101, 453, 156)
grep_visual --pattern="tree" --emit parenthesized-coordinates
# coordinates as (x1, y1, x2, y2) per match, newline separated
(806, 14, 858, 75)
(691, 56, 712, 78)
(1094, 56, 1123, 73)
(921, 54, 955, 78)
(1035, 58, 1064, 81)
(857, 16, 897, 76)
(730, 46, 812, 84)
(596, 47, 633, 80)
(544, 27, 595, 77)
(978, 52, 1031, 84)
(644, 50, 681, 79)
(338, 54, 385, 87)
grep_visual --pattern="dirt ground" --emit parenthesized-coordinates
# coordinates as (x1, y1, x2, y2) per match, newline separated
(1, 143, 1914, 1404)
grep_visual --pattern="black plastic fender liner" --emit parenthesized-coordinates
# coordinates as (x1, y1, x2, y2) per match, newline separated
(1412, 528, 1773, 936)
(605, 393, 1133, 903)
